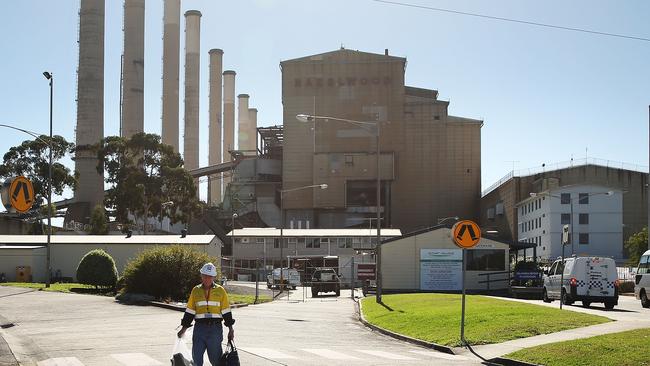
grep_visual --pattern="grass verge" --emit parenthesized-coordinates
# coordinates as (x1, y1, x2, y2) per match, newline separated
(361, 293, 610, 347)
(229, 294, 272, 305)
(1, 282, 103, 293)
(505, 328, 650, 366)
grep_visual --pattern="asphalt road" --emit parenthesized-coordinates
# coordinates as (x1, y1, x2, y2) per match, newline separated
(0, 286, 481, 366)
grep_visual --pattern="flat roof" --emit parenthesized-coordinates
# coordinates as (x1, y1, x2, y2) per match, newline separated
(0, 235, 216, 245)
(227, 228, 402, 237)
(0, 245, 46, 250)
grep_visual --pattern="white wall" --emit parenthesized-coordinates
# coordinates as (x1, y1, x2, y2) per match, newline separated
(0, 248, 47, 282)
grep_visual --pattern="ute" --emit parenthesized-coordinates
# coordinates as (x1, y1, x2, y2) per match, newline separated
(311, 268, 340, 297)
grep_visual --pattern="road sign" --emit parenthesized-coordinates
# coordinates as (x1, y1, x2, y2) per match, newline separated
(452, 220, 481, 249)
(562, 225, 570, 245)
(9, 176, 35, 213)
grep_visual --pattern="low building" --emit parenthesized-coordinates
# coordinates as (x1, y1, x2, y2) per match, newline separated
(516, 185, 623, 262)
(380, 226, 510, 292)
(0, 235, 221, 282)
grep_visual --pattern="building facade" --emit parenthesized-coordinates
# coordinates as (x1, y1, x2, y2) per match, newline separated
(516, 185, 623, 262)
(280, 49, 482, 233)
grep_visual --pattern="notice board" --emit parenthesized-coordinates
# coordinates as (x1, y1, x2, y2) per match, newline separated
(420, 248, 462, 291)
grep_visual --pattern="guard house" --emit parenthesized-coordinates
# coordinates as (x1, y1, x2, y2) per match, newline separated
(227, 228, 402, 284)
(380, 225, 510, 292)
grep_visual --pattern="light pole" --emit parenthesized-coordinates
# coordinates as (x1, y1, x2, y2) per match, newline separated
(297, 113, 383, 303)
(279, 183, 328, 291)
(231, 212, 238, 280)
(43, 71, 53, 288)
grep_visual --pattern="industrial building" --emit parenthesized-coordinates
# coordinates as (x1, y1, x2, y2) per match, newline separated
(480, 160, 648, 262)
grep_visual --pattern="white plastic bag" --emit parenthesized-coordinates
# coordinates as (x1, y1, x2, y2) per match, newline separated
(171, 330, 193, 366)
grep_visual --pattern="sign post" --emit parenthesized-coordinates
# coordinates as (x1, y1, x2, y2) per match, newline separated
(452, 220, 482, 346)
(560, 224, 570, 310)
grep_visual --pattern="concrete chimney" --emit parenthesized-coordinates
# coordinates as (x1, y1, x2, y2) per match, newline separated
(161, 0, 180, 152)
(222, 70, 236, 189)
(74, 0, 105, 216)
(237, 94, 251, 151)
(248, 108, 258, 153)
(208, 49, 223, 205)
(183, 10, 201, 177)
(121, 0, 145, 138)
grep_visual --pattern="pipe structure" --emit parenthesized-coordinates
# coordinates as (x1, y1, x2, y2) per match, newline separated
(208, 49, 224, 204)
(237, 94, 251, 151)
(248, 108, 258, 153)
(222, 70, 236, 188)
(161, 0, 180, 152)
(183, 10, 201, 177)
(74, 0, 105, 214)
(120, 0, 145, 138)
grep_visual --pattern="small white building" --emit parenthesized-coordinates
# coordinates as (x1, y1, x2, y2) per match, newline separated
(516, 185, 623, 262)
(0, 235, 221, 283)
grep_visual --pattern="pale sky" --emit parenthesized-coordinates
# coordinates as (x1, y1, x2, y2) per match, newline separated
(1, 0, 649, 203)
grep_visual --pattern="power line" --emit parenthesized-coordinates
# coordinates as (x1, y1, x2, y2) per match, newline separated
(372, 0, 650, 43)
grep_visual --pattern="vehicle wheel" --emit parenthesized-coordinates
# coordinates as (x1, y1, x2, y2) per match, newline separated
(641, 290, 650, 308)
(292, 286, 297, 290)
(604, 300, 615, 310)
(582, 301, 591, 308)
(312, 289, 318, 297)
(267, 284, 271, 289)
(542, 288, 552, 303)
(335, 288, 340, 297)
(562, 289, 573, 305)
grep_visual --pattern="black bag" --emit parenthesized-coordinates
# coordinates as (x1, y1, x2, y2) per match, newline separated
(220, 340, 240, 366)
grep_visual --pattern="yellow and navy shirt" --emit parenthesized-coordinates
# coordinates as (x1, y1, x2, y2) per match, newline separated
(181, 283, 234, 327)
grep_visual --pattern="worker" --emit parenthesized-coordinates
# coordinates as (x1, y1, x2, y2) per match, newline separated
(177, 262, 235, 366)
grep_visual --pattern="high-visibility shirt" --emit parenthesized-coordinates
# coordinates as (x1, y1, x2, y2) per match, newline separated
(181, 283, 234, 327)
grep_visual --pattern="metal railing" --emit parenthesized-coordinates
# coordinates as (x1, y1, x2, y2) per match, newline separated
(477, 270, 511, 292)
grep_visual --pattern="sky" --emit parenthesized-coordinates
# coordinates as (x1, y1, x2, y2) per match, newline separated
(0, 0, 649, 204)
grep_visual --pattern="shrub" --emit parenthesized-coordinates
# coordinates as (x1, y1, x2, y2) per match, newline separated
(121, 245, 218, 301)
(76, 249, 119, 289)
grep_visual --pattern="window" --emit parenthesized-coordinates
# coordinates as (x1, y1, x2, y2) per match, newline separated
(465, 250, 505, 271)
(256, 238, 265, 245)
(555, 260, 565, 275)
(298, 238, 306, 247)
(561, 214, 571, 225)
(561, 193, 571, 204)
(579, 193, 589, 204)
(273, 238, 288, 249)
(579, 214, 589, 225)
(638, 255, 649, 275)
(549, 262, 558, 275)
(288, 238, 297, 247)
(345, 154, 354, 166)
(538, 217, 542, 227)
(234, 238, 242, 245)
(579, 233, 589, 245)
(306, 238, 320, 249)
(338, 238, 346, 249)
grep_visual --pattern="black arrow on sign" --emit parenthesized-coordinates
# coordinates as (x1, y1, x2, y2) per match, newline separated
(11, 182, 32, 205)
(456, 224, 478, 242)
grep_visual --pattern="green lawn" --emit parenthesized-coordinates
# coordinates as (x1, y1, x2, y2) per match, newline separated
(229, 294, 272, 305)
(506, 328, 650, 366)
(1, 282, 99, 293)
(361, 294, 611, 347)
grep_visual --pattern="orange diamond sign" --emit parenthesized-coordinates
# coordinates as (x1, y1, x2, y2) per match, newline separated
(452, 220, 481, 249)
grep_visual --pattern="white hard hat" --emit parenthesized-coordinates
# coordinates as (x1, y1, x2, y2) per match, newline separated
(200, 262, 217, 277)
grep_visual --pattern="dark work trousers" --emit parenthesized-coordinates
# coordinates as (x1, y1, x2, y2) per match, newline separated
(192, 322, 223, 366)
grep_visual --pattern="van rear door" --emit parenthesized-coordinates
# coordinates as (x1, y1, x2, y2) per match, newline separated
(584, 257, 615, 297)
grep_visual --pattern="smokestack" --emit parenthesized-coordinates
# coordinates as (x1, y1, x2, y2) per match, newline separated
(161, 0, 180, 152)
(121, 0, 145, 138)
(248, 108, 258, 153)
(237, 94, 251, 151)
(74, 0, 105, 216)
(208, 49, 223, 205)
(222, 70, 236, 188)
(183, 10, 201, 179)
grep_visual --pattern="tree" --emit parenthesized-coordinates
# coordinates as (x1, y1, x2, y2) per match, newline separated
(625, 227, 648, 266)
(89, 204, 109, 235)
(96, 132, 201, 230)
(0, 135, 76, 209)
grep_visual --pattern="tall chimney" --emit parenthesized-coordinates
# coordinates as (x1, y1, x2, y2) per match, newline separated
(222, 70, 236, 188)
(248, 108, 258, 153)
(208, 49, 223, 205)
(183, 10, 201, 180)
(161, 0, 180, 152)
(74, 0, 105, 217)
(121, 0, 145, 138)
(237, 94, 251, 151)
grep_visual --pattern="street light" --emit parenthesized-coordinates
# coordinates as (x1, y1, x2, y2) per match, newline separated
(231, 213, 238, 280)
(296, 113, 384, 303)
(279, 183, 328, 291)
(44, 71, 53, 288)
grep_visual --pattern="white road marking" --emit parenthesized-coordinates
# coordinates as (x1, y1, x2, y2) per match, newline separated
(37, 358, 85, 366)
(240, 347, 298, 359)
(301, 348, 361, 360)
(111, 353, 163, 365)
(409, 350, 469, 360)
(356, 349, 419, 360)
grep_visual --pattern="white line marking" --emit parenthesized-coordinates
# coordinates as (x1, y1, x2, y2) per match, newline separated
(111, 353, 163, 365)
(302, 348, 361, 360)
(356, 350, 419, 360)
(37, 358, 85, 366)
(239, 347, 298, 359)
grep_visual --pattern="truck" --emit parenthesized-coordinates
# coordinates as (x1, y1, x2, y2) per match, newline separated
(311, 267, 341, 297)
(267, 268, 300, 290)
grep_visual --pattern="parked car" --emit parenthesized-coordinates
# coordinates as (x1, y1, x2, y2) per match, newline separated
(543, 256, 619, 309)
(634, 249, 650, 308)
(267, 268, 300, 290)
(311, 268, 340, 297)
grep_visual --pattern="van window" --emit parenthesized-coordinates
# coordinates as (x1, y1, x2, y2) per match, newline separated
(549, 262, 558, 275)
(555, 261, 565, 275)
(638, 255, 649, 275)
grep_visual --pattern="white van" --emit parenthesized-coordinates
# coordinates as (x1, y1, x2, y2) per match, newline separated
(542, 256, 619, 309)
(634, 249, 650, 308)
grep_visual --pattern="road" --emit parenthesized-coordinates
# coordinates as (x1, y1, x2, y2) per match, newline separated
(0, 286, 480, 366)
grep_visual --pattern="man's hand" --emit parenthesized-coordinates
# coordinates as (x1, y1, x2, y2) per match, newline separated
(227, 327, 234, 342)
(177, 326, 187, 338)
